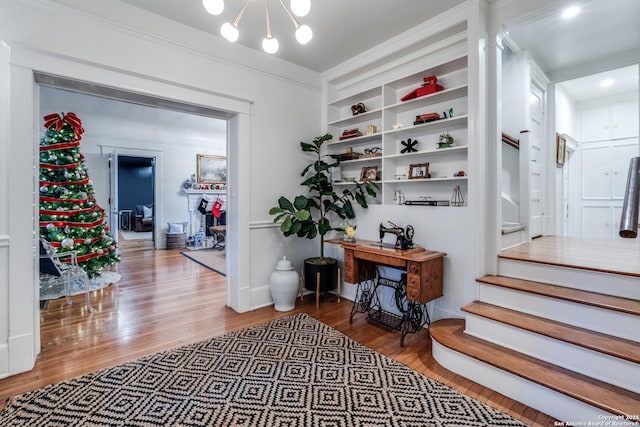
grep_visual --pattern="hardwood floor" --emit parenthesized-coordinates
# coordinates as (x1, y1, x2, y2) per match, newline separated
(0, 247, 557, 426)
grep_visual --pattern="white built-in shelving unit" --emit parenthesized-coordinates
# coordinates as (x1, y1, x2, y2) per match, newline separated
(326, 55, 469, 206)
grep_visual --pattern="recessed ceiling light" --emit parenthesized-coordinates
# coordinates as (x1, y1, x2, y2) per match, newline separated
(600, 78, 615, 88)
(562, 6, 581, 19)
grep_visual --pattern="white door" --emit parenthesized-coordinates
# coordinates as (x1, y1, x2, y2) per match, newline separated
(612, 101, 639, 140)
(528, 82, 544, 238)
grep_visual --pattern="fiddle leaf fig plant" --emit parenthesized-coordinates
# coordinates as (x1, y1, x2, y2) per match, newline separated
(269, 133, 378, 258)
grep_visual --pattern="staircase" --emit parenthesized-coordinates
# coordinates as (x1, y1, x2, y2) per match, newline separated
(430, 237, 640, 423)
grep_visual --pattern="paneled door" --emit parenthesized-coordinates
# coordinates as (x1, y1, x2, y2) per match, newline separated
(528, 82, 545, 238)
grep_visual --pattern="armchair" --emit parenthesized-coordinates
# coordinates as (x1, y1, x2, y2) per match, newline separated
(39, 238, 94, 313)
(133, 204, 153, 232)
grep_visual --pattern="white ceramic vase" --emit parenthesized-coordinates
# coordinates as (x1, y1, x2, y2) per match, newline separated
(270, 257, 300, 311)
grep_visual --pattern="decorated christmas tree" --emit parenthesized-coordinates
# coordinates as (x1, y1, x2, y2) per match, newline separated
(39, 112, 120, 278)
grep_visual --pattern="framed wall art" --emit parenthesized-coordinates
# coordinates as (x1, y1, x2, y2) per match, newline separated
(197, 154, 227, 184)
(556, 133, 567, 166)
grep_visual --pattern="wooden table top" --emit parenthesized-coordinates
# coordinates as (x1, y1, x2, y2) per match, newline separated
(326, 238, 446, 262)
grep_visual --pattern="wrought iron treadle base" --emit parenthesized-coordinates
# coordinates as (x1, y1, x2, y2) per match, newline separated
(349, 264, 431, 346)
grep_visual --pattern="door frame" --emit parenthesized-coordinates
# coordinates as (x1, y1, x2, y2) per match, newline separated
(3, 43, 252, 377)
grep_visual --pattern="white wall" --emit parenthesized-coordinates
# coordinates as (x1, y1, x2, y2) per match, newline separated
(0, 0, 322, 377)
(554, 85, 578, 138)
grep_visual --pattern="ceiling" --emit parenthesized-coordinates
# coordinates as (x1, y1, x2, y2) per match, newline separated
(504, 0, 640, 102)
(117, 0, 639, 102)
(118, 0, 466, 73)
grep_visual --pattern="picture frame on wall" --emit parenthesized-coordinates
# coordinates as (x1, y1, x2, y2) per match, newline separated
(197, 154, 227, 184)
(556, 133, 567, 166)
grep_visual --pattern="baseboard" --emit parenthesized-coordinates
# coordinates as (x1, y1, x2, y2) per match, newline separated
(7, 332, 37, 377)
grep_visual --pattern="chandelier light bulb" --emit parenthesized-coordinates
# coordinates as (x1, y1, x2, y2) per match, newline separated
(203, 0, 224, 15)
(221, 22, 239, 42)
(263, 36, 279, 53)
(290, 0, 310, 17)
(295, 24, 312, 45)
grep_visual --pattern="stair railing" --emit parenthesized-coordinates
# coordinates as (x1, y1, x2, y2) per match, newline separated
(619, 157, 640, 238)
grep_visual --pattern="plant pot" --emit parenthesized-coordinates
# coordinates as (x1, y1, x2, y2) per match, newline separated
(304, 257, 338, 293)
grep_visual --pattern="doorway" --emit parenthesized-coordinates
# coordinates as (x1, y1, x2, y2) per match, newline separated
(555, 64, 639, 239)
(117, 155, 155, 252)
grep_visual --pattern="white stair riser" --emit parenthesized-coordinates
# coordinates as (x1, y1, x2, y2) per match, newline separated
(478, 283, 640, 342)
(498, 258, 640, 300)
(432, 340, 616, 422)
(501, 229, 526, 251)
(464, 314, 640, 394)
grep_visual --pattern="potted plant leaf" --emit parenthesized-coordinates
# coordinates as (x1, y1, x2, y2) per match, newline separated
(269, 133, 378, 292)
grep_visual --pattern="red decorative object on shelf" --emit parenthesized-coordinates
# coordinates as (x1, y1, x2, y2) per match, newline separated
(339, 128, 362, 140)
(401, 75, 444, 102)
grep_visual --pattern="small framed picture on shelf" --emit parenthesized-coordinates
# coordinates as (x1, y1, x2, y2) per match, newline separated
(409, 163, 429, 179)
(359, 166, 378, 182)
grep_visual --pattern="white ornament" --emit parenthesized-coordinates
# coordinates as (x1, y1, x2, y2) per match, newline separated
(269, 257, 300, 312)
(46, 223, 55, 231)
(40, 185, 48, 193)
(61, 238, 74, 249)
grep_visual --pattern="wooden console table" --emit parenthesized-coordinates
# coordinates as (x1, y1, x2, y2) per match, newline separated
(327, 239, 446, 345)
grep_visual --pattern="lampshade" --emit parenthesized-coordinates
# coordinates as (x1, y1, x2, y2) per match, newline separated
(295, 24, 312, 45)
(207, 0, 312, 54)
(203, 0, 224, 15)
(290, 0, 310, 17)
(262, 36, 279, 53)
(221, 22, 239, 42)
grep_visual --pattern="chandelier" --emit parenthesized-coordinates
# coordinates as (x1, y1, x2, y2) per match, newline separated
(202, 0, 312, 54)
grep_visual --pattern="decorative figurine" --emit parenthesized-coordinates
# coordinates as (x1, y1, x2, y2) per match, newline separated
(351, 102, 366, 115)
(451, 186, 464, 207)
(437, 132, 454, 149)
(401, 138, 419, 153)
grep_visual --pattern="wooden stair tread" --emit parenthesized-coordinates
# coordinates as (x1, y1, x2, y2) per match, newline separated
(477, 275, 640, 316)
(497, 236, 640, 278)
(430, 318, 640, 417)
(461, 301, 640, 364)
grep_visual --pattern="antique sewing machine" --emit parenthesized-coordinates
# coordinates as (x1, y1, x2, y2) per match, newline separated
(378, 221, 415, 250)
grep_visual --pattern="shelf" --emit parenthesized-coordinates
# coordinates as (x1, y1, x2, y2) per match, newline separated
(328, 86, 382, 108)
(328, 133, 382, 146)
(384, 115, 468, 136)
(383, 176, 468, 184)
(385, 85, 468, 114)
(333, 180, 382, 186)
(338, 156, 382, 164)
(183, 189, 226, 194)
(384, 145, 467, 159)
(328, 108, 382, 127)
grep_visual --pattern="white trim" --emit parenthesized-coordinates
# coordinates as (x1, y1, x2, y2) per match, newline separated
(1, 42, 252, 377)
(249, 221, 280, 229)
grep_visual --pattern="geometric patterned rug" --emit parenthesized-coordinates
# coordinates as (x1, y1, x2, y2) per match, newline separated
(0, 314, 528, 426)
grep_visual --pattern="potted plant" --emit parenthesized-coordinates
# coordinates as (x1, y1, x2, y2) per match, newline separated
(269, 133, 378, 292)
